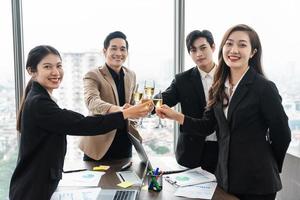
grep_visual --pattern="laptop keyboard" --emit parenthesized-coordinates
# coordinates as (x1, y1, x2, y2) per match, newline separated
(113, 190, 135, 200)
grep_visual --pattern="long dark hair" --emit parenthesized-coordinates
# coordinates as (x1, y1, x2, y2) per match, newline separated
(207, 24, 264, 108)
(16, 45, 61, 132)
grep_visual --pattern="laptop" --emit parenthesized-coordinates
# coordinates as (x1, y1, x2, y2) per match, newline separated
(128, 132, 153, 171)
(96, 160, 149, 200)
(128, 132, 188, 175)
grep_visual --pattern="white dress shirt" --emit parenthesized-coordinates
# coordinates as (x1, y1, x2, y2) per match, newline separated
(197, 65, 217, 141)
(223, 67, 249, 118)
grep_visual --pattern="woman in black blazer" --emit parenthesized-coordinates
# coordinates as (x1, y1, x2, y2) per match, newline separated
(156, 24, 291, 200)
(9, 45, 152, 200)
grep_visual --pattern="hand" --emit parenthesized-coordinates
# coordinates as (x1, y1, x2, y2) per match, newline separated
(155, 104, 172, 119)
(107, 103, 132, 113)
(122, 101, 154, 119)
(155, 104, 184, 124)
(108, 105, 122, 113)
(122, 103, 132, 110)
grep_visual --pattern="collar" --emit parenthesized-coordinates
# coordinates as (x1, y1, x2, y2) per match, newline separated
(49, 93, 58, 102)
(32, 81, 49, 95)
(106, 63, 124, 79)
(197, 63, 217, 79)
(32, 81, 57, 102)
(225, 66, 250, 89)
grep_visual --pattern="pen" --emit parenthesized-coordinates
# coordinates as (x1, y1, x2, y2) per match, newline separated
(153, 168, 161, 189)
(63, 169, 87, 173)
(154, 167, 159, 176)
(120, 161, 132, 171)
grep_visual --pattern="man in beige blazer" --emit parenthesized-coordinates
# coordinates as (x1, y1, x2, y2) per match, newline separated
(79, 31, 140, 161)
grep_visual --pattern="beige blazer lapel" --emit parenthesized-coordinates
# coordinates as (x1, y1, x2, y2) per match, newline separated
(123, 67, 136, 104)
(100, 65, 120, 105)
(124, 69, 131, 104)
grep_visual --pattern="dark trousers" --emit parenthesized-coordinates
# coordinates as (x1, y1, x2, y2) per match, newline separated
(234, 193, 276, 200)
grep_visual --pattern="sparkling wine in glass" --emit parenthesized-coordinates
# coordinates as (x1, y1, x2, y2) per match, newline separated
(154, 90, 165, 128)
(133, 92, 143, 104)
(132, 84, 143, 105)
(144, 80, 155, 99)
(141, 99, 153, 104)
(153, 90, 163, 108)
(153, 98, 163, 108)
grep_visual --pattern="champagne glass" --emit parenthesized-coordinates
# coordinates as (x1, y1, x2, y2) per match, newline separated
(131, 84, 144, 127)
(133, 84, 143, 105)
(153, 99, 163, 109)
(143, 80, 155, 119)
(133, 92, 143, 104)
(136, 97, 153, 128)
(144, 80, 155, 99)
(132, 80, 154, 128)
(154, 90, 165, 128)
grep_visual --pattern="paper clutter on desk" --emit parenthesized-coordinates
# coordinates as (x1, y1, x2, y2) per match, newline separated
(117, 181, 133, 188)
(93, 165, 110, 171)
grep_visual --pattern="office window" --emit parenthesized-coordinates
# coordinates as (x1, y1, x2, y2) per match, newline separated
(23, 0, 174, 160)
(0, 0, 17, 199)
(185, 0, 300, 156)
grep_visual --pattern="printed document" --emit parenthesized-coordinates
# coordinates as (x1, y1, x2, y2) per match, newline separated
(164, 167, 216, 187)
(58, 170, 104, 187)
(51, 188, 101, 200)
(174, 182, 217, 199)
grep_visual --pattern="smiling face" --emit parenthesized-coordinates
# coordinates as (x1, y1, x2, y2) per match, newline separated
(30, 53, 63, 94)
(222, 31, 256, 72)
(190, 37, 215, 72)
(103, 38, 128, 70)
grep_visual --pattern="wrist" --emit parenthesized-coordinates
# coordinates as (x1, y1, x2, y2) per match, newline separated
(177, 113, 184, 125)
(108, 105, 121, 113)
(122, 110, 129, 119)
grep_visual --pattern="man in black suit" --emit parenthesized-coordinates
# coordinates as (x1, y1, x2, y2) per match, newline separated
(161, 30, 218, 173)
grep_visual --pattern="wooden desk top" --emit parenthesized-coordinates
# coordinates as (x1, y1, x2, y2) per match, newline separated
(78, 158, 239, 200)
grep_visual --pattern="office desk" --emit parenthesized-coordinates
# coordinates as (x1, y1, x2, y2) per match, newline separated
(76, 158, 238, 200)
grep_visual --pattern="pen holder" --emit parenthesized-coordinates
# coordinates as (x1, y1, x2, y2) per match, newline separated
(147, 172, 163, 192)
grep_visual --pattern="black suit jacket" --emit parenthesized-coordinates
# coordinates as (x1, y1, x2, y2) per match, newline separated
(183, 67, 291, 194)
(161, 67, 218, 170)
(9, 81, 125, 200)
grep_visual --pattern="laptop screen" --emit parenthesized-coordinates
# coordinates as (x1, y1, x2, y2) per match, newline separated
(128, 132, 153, 171)
(128, 131, 188, 175)
(140, 160, 149, 185)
